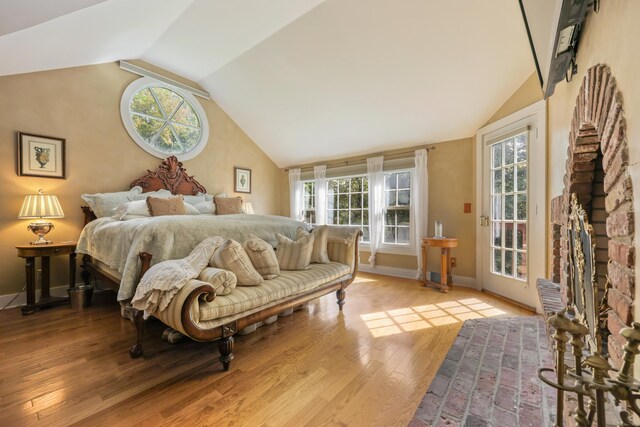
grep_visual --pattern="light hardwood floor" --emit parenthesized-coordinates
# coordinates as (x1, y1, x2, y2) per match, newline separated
(0, 273, 532, 426)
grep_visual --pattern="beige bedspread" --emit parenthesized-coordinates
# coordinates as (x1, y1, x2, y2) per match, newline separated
(76, 214, 307, 301)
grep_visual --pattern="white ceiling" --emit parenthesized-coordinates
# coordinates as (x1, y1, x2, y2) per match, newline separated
(0, 0, 534, 168)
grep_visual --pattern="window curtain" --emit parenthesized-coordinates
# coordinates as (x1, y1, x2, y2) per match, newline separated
(412, 149, 429, 279)
(367, 156, 385, 267)
(288, 168, 303, 221)
(314, 165, 327, 225)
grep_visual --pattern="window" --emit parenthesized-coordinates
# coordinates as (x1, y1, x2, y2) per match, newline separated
(384, 171, 411, 244)
(302, 169, 413, 248)
(327, 176, 369, 241)
(120, 77, 209, 161)
(490, 132, 528, 281)
(303, 181, 315, 225)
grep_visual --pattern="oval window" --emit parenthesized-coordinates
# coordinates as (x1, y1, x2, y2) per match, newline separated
(120, 77, 209, 160)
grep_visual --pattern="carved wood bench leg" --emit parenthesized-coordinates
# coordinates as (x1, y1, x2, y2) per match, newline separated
(337, 288, 346, 311)
(129, 309, 145, 358)
(218, 336, 234, 371)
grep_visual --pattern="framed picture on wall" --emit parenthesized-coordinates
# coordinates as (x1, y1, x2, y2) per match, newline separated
(17, 132, 66, 179)
(234, 167, 251, 193)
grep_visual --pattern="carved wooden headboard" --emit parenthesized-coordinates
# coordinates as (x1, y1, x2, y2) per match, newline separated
(82, 156, 207, 225)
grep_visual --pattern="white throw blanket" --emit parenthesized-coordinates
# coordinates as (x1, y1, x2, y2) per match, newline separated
(131, 237, 224, 315)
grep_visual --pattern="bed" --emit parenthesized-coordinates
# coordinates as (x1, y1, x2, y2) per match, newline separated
(77, 156, 361, 370)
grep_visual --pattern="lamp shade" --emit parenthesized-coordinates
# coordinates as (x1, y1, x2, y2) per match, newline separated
(18, 190, 65, 219)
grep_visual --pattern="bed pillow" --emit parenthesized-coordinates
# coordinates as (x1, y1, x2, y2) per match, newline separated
(113, 200, 150, 220)
(196, 267, 237, 296)
(81, 186, 144, 218)
(193, 200, 216, 214)
(276, 232, 314, 270)
(183, 194, 206, 205)
(243, 235, 279, 279)
(215, 196, 243, 215)
(296, 226, 330, 263)
(146, 195, 187, 216)
(129, 188, 173, 201)
(210, 239, 263, 286)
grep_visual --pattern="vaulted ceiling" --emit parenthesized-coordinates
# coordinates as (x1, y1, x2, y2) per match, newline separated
(0, 0, 534, 167)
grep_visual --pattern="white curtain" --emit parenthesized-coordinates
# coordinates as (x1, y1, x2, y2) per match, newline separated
(367, 156, 385, 267)
(413, 149, 429, 279)
(288, 168, 303, 221)
(313, 165, 327, 225)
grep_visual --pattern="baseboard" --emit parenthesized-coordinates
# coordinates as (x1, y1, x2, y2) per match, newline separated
(0, 285, 70, 310)
(358, 264, 477, 289)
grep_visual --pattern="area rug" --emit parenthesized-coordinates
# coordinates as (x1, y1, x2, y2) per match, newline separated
(411, 317, 557, 427)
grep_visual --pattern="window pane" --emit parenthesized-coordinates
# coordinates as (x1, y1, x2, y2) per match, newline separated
(397, 209, 410, 225)
(492, 222, 501, 247)
(363, 209, 369, 225)
(398, 190, 410, 206)
(517, 194, 527, 220)
(329, 180, 338, 193)
(385, 210, 395, 225)
(339, 194, 349, 209)
(156, 125, 181, 153)
(504, 139, 514, 165)
(304, 183, 313, 196)
(328, 193, 337, 209)
(363, 193, 369, 208)
(492, 143, 502, 168)
(351, 193, 362, 208)
(173, 123, 201, 150)
(398, 172, 410, 189)
(328, 210, 338, 224)
(504, 222, 514, 248)
(385, 191, 396, 207)
(504, 195, 514, 220)
(338, 210, 349, 225)
(493, 248, 502, 274)
(132, 114, 164, 142)
(385, 174, 397, 190)
(172, 101, 200, 127)
(397, 227, 410, 244)
(516, 134, 527, 162)
(493, 169, 502, 194)
(516, 223, 527, 250)
(517, 164, 527, 192)
(384, 227, 395, 243)
(152, 87, 182, 116)
(338, 179, 349, 193)
(516, 252, 527, 280)
(350, 209, 362, 225)
(504, 250, 513, 276)
(504, 166, 514, 193)
(492, 196, 502, 220)
(130, 88, 163, 118)
(363, 178, 369, 192)
(363, 226, 370, 242)
(351, 178, 362, 192)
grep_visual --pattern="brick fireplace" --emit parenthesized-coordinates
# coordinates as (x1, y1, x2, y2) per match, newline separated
(550, 64, 635, 369)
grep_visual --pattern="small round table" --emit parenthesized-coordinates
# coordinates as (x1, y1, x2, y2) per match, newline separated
(420, 237, 458, 293)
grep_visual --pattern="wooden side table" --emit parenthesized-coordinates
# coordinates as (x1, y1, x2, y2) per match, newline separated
(420, 237, 459, 293)
(16, 241, 77, 315)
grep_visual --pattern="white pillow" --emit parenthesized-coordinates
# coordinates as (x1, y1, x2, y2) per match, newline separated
(81, 186, 144, 218)
(113, 200, 149, 220)
(184, 203, 201, 215)
(129, 189, 173, 201)
(194, 201, 216, 214)
(183, 194, 206, 205)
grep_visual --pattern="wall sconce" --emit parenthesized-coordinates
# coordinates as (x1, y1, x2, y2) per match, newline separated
(18, 189, 65, 245)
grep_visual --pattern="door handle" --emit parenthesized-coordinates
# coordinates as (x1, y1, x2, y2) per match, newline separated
(480, 216, 489, 227)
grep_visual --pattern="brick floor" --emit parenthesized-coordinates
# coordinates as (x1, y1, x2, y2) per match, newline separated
(411, 317, 556, 426)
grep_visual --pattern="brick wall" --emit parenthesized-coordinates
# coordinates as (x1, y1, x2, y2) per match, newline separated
(557, 64, 635, 369)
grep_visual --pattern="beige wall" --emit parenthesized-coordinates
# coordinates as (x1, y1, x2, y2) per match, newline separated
(0, 62, 282, 296)
(484, 73, 543, 126)
(545, 1, 640, 320)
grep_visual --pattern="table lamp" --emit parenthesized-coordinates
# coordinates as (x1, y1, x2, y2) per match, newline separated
(18, 189, 65, 245)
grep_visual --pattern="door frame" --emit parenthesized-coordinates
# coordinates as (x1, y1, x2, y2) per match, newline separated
(475, 100, 546, 311)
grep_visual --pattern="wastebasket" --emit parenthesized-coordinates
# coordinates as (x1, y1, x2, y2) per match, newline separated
(68, 285, 94, 310)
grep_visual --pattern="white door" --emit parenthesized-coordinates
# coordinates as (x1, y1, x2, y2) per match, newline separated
(477, 102, 546, 310)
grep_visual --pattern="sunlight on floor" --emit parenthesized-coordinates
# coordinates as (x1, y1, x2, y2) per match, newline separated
(361, 298, 507, 337)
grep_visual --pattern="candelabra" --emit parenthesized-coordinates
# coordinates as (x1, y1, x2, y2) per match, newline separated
(539, 310, 640, 426)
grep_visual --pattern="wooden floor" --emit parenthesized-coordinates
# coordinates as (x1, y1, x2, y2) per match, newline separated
(0, 273, 532, 426)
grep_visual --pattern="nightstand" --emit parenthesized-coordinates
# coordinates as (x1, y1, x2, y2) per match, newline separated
(16, 241, 77, 315)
